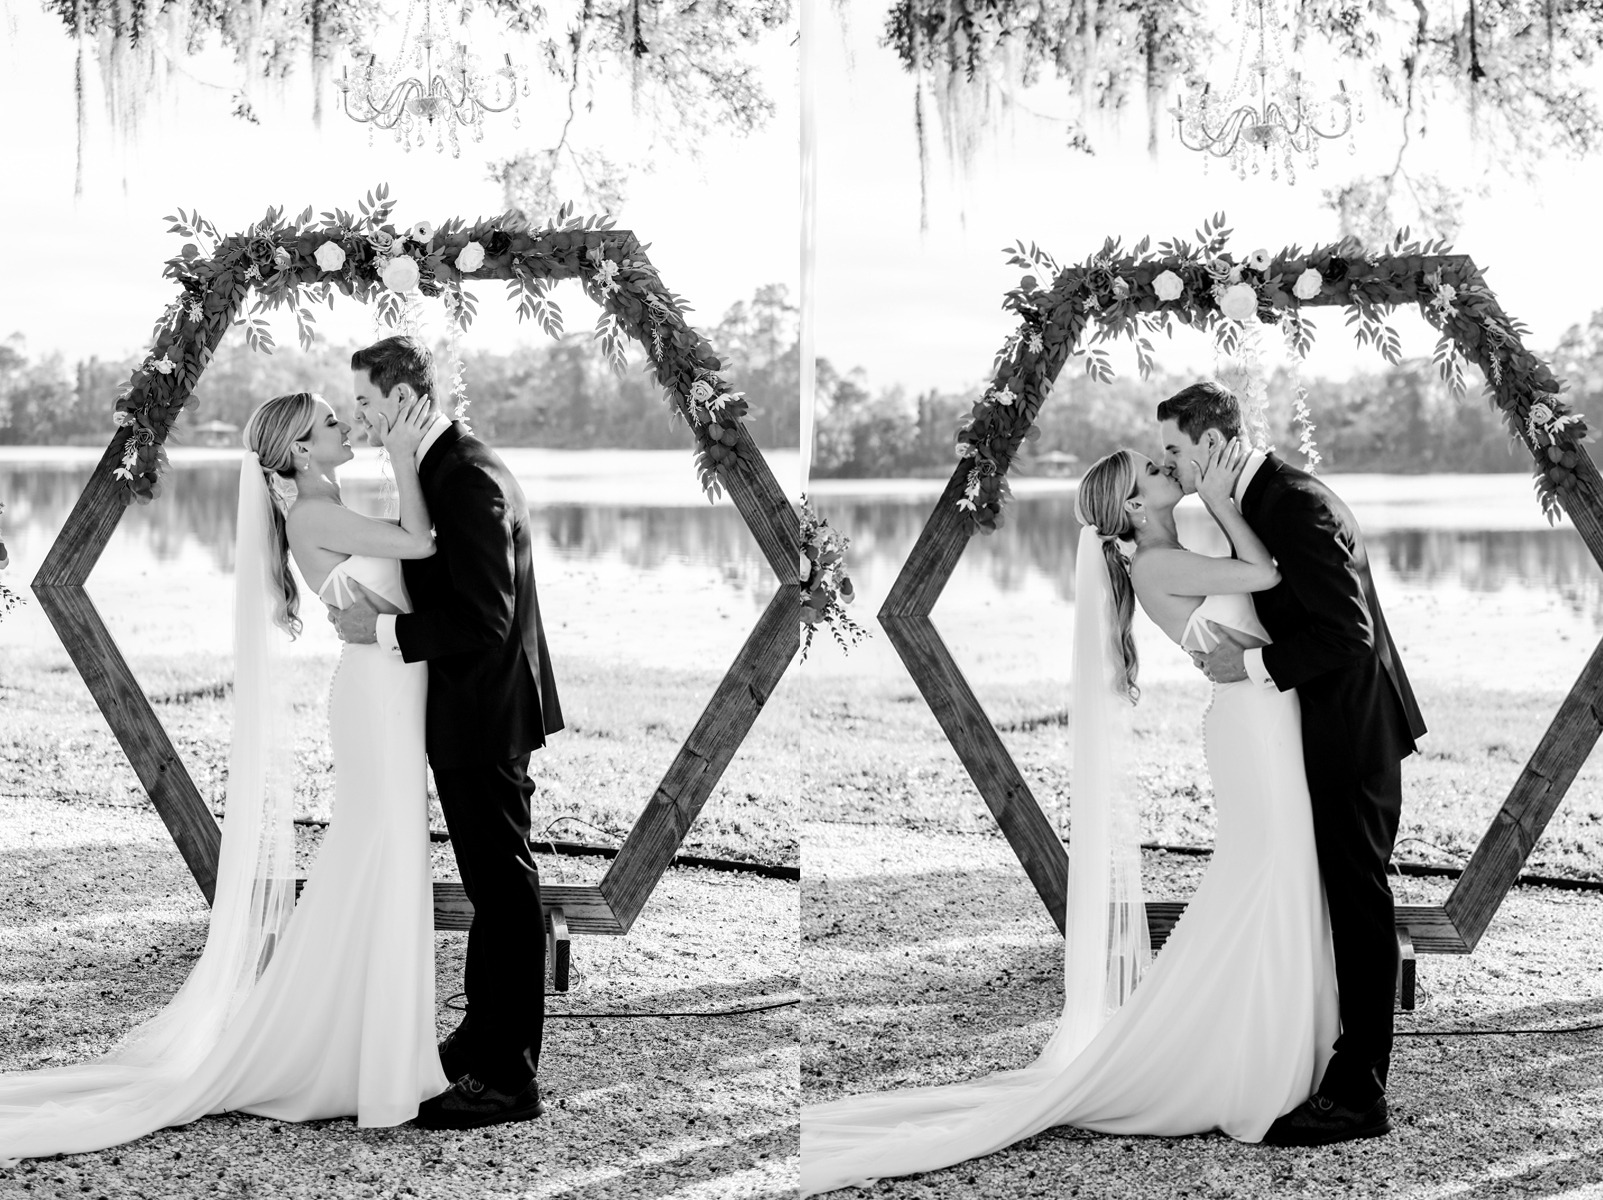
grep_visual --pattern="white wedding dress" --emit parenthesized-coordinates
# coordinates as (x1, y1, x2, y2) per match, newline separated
(801, 592, 1340, 1195)
(0, 554, 447, 1160)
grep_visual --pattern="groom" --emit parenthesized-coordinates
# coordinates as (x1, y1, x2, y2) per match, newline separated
(1157, 382, 1426, 1146)
(331, 335, 564, 1129)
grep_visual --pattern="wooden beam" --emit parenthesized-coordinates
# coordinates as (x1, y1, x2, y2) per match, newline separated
(431, 882, 624, 936)
(725, 431, 801, 586)
(546, 907, 571, 993)
(880, 465, 974, 618)
(598, 582, 799, 931)
(1144, 902, 1464, 954)
(32, 583, 222, 901)
(1397, 928, 1417, 1012)
(880, 614, 1070, 932)
(31, 435, 128, 588)
(1444, 632, 1603, 950)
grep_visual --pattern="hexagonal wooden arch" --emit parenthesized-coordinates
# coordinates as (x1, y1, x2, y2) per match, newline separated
(31, 212, 800, 969)
(880, 241, 1599, 976)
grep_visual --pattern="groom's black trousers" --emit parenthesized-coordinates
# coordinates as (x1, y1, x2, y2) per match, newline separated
(432, 753, 545, 1089)
(1306, 752, 1402, 1109)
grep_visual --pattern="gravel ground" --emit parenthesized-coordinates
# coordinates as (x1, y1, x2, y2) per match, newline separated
(802, 821, 1603, 1200)
(0, 792, 799, 1199)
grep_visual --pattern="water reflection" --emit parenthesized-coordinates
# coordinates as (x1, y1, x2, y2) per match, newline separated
(7, 459, 1600, 627)
(1, 457, 776, 602)
(817, 488, 1603, 626)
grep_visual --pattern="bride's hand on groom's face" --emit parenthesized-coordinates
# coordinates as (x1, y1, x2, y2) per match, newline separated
(379, 394, 432, 458)
(1192, 437, 1249, 506)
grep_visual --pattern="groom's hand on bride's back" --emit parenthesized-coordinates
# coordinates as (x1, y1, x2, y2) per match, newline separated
(1201, 624, 1248, 683)
(328, 582, 380, 644)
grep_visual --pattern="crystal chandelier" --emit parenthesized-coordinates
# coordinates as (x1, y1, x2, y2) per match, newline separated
(335, 0, 526, 157)
(1169, 0, 1358, 182)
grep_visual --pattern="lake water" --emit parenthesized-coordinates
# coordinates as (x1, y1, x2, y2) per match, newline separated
(804, 473, 1603, 694)
(0, 447, 800, 672)
(3, 453, 1599, 692)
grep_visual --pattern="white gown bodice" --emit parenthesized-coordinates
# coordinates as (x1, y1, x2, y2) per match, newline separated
(316, 554, 412, 614)
(1180, 591, 1271, 655)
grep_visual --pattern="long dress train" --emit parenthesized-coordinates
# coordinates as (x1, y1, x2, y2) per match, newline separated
(800, 592, 1340, 1195)
(0, 554, 447, 1159)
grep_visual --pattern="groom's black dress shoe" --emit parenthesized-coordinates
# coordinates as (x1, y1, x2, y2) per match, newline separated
(414, 1074, 544, 1130)
(1263, 1093, 1391, 1146)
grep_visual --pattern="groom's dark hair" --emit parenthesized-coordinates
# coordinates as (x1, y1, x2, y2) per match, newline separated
(1156, 381, 1243, 442)
(351, 336, 435, 408)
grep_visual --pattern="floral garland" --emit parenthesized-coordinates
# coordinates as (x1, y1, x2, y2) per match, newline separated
(955, 215, 1583, 528)
(110, 186, 753, 504)
(0, 505, 18, 622)
(800, 498, 866, 660)
(0, 579, 20, 623)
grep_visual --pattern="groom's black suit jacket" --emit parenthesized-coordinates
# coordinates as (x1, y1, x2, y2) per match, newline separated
(1240, 453, 1426, 774)
(395, 421, 563, 769)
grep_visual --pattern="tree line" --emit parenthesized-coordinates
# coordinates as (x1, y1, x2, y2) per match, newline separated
(6, 294, 1603, 476)
(812, 309, 1603, 478)
(0, 283, 800, 457)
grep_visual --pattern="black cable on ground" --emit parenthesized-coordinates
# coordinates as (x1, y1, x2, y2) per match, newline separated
(443, 992, 800, 1019)
(259, 813, 800, 881)
(807, 822, 1603, 894)
(1396, 1021, 1603, 1037)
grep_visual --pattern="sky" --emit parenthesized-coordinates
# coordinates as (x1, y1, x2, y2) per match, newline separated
(2, 2, 1603, 401)
(0, 1, 799, 370)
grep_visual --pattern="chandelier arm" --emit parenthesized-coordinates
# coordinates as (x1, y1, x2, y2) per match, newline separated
(353, 77, 426, 128)
(1176, 104, 1254, 155)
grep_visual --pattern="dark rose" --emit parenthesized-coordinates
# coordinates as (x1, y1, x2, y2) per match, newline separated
(1323, 257, 1350, 284)
(484, 230, 513, 257)
(246, 237, 276, 269)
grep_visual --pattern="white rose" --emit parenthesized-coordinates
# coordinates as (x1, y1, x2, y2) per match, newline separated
(1247, 248, 1272, 272)
(152, 354, 177, 375)
(993, 385, 1017, 407)
(1529, 403, 1555, 428)
(1293, 267, 1323, 301)
(381, 254, 420, 293)
(314, 241, 346, 272)
(1218, 282, 1259, 323)
(1228, 264, 1244, 284)
(688, 379, 716, 406)
(409, 221, 435, 245)
(455, 240, 486, 273)
(1152, 270, 1184, 302)
(273, 246, 294, 272)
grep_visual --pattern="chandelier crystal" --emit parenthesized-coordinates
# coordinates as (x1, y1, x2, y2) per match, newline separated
(1169, 0, 1359, 183)
(335, 0, 526, 157)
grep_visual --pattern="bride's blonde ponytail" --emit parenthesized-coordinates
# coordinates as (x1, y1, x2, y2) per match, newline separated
(242, 393, 318, 639)
(1075, 450, 1142, 704)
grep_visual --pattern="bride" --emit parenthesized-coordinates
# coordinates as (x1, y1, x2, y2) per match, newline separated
(0, 390, 448, 1159)
(801, 439, 1340, 1195)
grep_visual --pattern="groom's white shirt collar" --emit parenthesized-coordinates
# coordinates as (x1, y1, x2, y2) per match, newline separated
(414, 412, 452, 469)
(1233, 449, 1268, 507)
